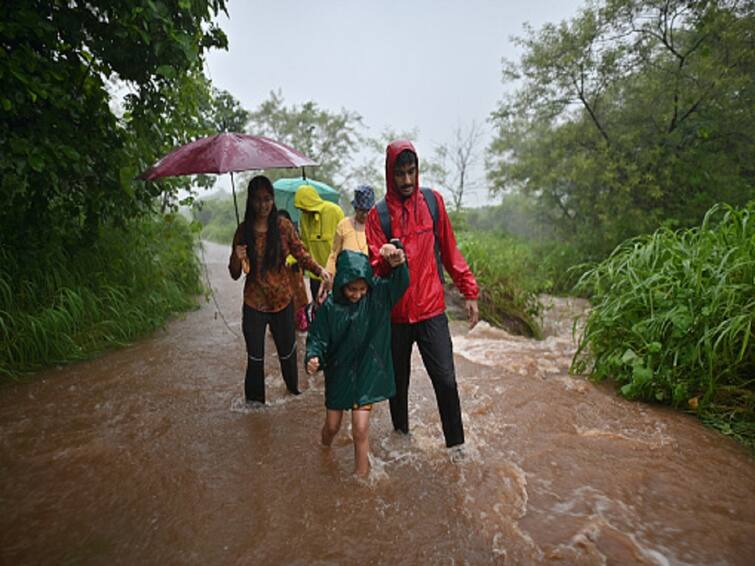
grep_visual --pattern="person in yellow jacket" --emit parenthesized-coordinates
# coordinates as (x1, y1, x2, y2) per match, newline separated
(294, 184, 344, 301)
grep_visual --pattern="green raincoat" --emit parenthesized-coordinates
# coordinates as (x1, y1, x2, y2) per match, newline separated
(306, 250, 409, 410)
(294, 185, 344, 281)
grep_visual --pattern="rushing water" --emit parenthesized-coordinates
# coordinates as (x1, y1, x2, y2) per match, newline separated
(1, 241, 753, 565)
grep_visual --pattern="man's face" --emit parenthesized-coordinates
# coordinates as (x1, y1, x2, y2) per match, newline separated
(343, 278, 368, 303)
(393, 162, 417, 198)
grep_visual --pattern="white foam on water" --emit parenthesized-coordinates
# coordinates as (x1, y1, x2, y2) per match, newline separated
(229, 395, 267, 414)
(452, 322, 578, 380)
(573, 423, 674, 449)
(545, 485, 682, 565)
(491, 532, 508, 558)
(228, 390, 307, 413)
(352, 454, 391, 488)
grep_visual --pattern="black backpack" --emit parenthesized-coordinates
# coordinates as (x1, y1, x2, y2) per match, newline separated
(375, 187, 445, 283)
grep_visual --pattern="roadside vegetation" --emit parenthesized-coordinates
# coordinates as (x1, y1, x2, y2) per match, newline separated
(1, 1, 229, 379)
(484, 0, 754, 445)
(0, 216, 202, 378)
(572, 204, 754, 446)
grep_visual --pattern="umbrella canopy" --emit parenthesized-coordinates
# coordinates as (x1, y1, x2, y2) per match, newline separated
(138, 133, 317, 180)
(273, 177, 341, 223)
(137, 132, 318, 224)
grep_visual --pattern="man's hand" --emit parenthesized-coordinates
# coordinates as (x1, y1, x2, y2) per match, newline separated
(306, 357, 320, 374)
(465, 299, 479, 329)
(380, 243, 405, 267)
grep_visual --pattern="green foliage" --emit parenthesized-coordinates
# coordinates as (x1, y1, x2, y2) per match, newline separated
(457, 232, 544, 337)
(0, 215, 203, 378)
(208, 88, 250, 133)
(466, 194, 556, 241)
(462, 200, 591, 294)
(124, 68, 221, 212)
(488, 0, 754, 258)
(528, 239, 588, 295)
(196, 191, 239, 244)
(0, 0, 228, 252)
(571, 203, 754, 445)
(247, 90, 364, 192)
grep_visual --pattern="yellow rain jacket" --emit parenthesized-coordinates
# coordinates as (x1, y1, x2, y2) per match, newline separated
(294, 185, 344, 280)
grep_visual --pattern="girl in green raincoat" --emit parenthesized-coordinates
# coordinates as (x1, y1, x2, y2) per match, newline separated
(305, 245, 408, 476)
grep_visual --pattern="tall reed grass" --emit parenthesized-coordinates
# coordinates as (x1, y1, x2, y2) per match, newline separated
(0, 215, 203, 378)
(571, 203, 754, 446)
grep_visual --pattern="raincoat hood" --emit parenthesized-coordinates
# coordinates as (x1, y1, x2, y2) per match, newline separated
(385, 140, 419, 203)
(294, 185, 325, 212)
(333, 250, 373, 304)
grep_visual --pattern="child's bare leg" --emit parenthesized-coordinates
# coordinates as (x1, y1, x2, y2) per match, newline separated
(351, 408, 371, 476)
(322, 409, 343, 446)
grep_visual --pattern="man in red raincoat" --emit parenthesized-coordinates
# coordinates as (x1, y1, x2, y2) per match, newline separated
(366, 140, 479, 449)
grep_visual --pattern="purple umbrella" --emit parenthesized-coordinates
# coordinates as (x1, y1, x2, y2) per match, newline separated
(138, 132, 318, 223)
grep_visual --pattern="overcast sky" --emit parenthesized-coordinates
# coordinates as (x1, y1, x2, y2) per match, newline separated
(204, 0, 585, 206)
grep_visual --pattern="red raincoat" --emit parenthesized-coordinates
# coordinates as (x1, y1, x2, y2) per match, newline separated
(366, 140, 479, 324)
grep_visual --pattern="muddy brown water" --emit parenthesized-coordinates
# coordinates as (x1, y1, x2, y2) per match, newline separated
(1, 241, 753, 565)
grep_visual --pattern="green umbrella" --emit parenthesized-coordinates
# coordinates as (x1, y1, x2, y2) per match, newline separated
(273, 177, 341, 223)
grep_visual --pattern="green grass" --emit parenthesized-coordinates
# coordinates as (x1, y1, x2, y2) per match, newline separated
(457, 232, 546, 337)
(0, 214, 204, 378)
(571, 203, 754, 447)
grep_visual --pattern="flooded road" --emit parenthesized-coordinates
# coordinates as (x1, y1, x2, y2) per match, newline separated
(1, 241, 753, 564)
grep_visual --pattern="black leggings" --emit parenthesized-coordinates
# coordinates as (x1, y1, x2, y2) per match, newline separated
(390, 313, 465, 447)
(242, 302, 299, 403)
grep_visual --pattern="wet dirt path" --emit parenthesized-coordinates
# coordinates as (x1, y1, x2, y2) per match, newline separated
(1, 241, 753, 564)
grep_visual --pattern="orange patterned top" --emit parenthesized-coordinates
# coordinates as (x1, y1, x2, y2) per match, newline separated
(229, 218, 323, 312)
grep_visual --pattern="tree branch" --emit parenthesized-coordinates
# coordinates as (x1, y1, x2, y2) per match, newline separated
(572, 76, 611, 144)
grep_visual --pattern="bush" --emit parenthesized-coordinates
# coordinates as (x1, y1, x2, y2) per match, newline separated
(0, 214, 203, 378)
(529, 239, 588, 295)
(571, 203, 754, 446)
(457, 232, 544, 337)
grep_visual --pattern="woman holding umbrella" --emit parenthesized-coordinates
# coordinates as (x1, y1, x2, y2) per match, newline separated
(229, 175, 332, 404)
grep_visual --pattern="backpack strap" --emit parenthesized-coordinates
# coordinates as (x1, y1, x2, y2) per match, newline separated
(376, 197, 392, 241)
(420, 187, 445, 284)
(375, 189, 445, 284)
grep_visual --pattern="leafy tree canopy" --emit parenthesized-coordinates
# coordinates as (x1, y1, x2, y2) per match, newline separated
(0, 0, 228, 252)
(246, 90, 364, 190)
(488, 0, 754, 257)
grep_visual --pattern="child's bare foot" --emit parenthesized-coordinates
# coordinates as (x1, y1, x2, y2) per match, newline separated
(321, 426, 335, 447)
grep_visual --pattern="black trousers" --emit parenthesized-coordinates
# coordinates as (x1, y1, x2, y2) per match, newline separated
(242, 302, 299, 403)
(390, 313, 465, 447)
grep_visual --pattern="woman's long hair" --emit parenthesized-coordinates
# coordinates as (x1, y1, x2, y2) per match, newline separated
(242, 175, 282, 275)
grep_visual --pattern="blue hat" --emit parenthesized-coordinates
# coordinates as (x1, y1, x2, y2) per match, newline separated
(351, 185, 375, 210)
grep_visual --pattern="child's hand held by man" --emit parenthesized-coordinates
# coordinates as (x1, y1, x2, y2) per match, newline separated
(306, 357, 320, 375)
(380, 242, 405, 267)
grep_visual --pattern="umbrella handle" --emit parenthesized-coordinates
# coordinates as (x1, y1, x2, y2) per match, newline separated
(231, 171, 240, 225)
